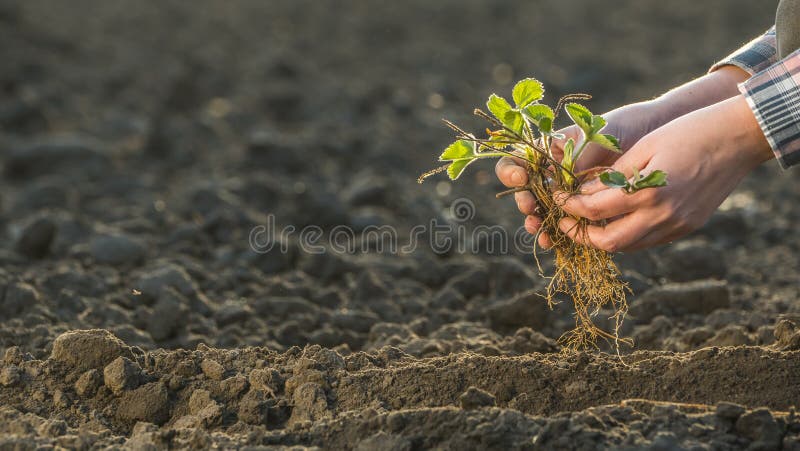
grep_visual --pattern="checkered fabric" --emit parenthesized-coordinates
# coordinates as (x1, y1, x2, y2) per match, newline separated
(713, 27, 800, 168)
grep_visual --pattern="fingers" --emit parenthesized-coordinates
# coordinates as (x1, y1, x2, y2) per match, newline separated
(578, 177, 607, 195)
(538, 231, 553, 249)
(608, 144, 654, 178)
(514, 191, 538, 215)
(559, 147, 657, 220)
(524, 215, 552, 249)
(495, 157, 528, 188)
(558, 213, 651, 253)
(557, 187, 649, 222)
(524, 215, 541, 235)
(500, 157, 546, 246)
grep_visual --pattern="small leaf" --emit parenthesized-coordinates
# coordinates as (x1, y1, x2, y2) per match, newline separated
(538, 117, 554, 134)
(523, 104, 555, 121)
(590, 134, 622, 153)
(631, 167, 641, 184)
(560, 139, 577, 185)
(599, 171, 629, 189)
(512, 78, 544, 108)
(503, 110, 524, 135)
(590, 115, 607, 134)
(447, 159, 475, 180)
(487, 94, 513, 122)
(484, 134, 510, 150)
(562, 138, 576, 169)
(565, 103, 594, 136)
(632, 170, 668, 190)
(523, 104, 555, 128)
(440, 140, 476, 161)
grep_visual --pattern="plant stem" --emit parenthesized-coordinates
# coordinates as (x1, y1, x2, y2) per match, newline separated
(572, 139, 590, 163)
(495, 185, 532, 199)
(474, 152, 511, 159)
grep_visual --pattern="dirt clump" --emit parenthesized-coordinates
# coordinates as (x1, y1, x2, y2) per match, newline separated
(50, 330, 133, 373)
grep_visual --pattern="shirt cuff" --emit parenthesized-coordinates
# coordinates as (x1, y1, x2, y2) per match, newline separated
(710, 27, 777, 75)
(739, 47, 800, 169)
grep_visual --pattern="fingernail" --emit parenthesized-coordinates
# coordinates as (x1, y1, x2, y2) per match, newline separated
(511, 169, 524, 185)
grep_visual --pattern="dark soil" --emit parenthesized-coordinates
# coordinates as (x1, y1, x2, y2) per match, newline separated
(1, 1, 795, 449)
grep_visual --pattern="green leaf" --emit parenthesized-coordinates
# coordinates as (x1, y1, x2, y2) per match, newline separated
(565, 103, 594, 136)
(523, 104, 555, 128)
(599, 171, 630, 189)
(484, 133, 510, 150)
(632, 170, 668, 190)
(512, 78, 544, 108)
(590, 115, 607, 134)
(440, 140, 476, 161)
(447, 159, 475, 180)
(590, 133, 622, 153)
(487, 94, 513, 122)
(503, 110, 524, 134)
(562, 138, 576, 169)
(538, 117, 554, 134)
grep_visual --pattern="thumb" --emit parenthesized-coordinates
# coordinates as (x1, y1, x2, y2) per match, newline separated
(606, 137, 655, 178)
(578, 137, 655, 194)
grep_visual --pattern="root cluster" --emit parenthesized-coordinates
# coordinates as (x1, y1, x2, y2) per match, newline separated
(523, 163, 630, 352)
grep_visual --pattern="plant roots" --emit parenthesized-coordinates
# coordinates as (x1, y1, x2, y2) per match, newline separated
(526, 165, 631, 353)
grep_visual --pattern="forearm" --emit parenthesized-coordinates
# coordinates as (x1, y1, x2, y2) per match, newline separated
(649, 66, 750, 130)
(599, 67, 750, 153)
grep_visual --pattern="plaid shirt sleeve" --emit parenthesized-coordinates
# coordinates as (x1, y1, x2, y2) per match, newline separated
(710, 27, 777, 75)
(712, 27, 800, 169)
(739, 49, 800, 168)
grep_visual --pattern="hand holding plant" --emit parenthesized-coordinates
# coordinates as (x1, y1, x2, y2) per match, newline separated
(419, 77, 670, 350)
(557, 94, 773, 252)
(500, 100, 668, 248)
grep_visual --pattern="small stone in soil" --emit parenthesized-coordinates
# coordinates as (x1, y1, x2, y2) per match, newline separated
(15, 216, 56, 259)
(735, 408, 782, 449)
(116, 382, 170, 425)
(0, 365, 22, 386)
(2, 282, 40, 316)
(74, 369, 103, 397)
(716, 402, 746, 420)
(89, 233, 146, 265)
(459, 386, 496, 410)
(200, 359, 226, 381)
(103, 356, 142, 394)
(135, 264, 196, 300)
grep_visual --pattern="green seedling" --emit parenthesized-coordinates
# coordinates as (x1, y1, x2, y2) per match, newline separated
(420, 77, 668, 352)
(599, 168, 668, 193)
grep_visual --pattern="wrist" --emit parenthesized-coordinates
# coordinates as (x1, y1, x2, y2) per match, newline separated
(727, 94, 774, 166)
(712, 95, 774, 168)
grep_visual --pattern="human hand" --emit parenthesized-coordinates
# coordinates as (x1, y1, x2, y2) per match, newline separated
(495, 100, 662, 247)
(555, 94, 773, 252)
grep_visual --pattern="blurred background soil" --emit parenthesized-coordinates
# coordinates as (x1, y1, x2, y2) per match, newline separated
(4, 0, 800, 449)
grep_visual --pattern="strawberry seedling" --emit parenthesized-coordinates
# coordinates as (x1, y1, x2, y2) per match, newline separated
(420, 78, 668, 351)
